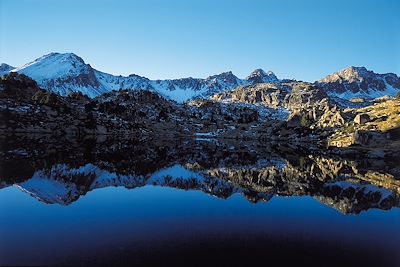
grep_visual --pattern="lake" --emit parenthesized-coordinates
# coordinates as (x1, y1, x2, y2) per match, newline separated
(0, 135, 399, 266)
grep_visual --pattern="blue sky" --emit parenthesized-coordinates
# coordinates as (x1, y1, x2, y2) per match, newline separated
(0, 0, 399, 81)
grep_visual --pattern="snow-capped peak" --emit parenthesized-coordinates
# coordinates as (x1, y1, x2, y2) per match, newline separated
(13, 52, 88, 80)
(246, 68, 279, 84)
(10, 52, 108, 97)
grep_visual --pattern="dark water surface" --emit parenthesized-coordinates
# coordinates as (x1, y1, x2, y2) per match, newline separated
(0, 136, 399, 266)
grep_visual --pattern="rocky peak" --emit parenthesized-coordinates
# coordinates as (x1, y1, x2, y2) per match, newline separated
(206, 71, 239, 84)
(0, 63, 15, 76)
(320, 66, 370, 84)
(128, 73, 147, 79)
(317, 66, 400, 100)
(246, 68, 279, 84)
(342, 66, 368, 76)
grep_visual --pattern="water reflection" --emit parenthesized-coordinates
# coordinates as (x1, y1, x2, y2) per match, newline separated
(1, 134, 399, 214)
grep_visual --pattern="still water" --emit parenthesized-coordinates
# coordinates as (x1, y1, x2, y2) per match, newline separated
(0, 136, 399, 266)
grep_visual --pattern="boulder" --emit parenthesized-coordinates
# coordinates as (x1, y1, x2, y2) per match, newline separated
(353, 130, 387, 146)
(354, 113, 370, 124)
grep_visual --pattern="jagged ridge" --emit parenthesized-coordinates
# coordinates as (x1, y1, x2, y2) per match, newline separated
(2, 52, 281, 102)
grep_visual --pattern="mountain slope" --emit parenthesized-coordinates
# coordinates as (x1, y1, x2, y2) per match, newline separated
(316, 66, 400, 100)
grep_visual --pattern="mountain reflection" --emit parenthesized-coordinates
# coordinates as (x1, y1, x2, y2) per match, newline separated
(1, 134, 399, 214)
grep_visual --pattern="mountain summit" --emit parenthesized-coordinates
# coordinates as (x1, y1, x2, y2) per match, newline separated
(317, 66, 400, 99)
(11, 53, 106, 97)
(246, 69, 279, 84)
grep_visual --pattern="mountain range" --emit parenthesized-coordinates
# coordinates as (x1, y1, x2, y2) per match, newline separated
(1, 52, 399, 102)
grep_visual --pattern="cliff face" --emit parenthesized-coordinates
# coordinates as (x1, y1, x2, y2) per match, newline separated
(211, 83, 285, 108)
